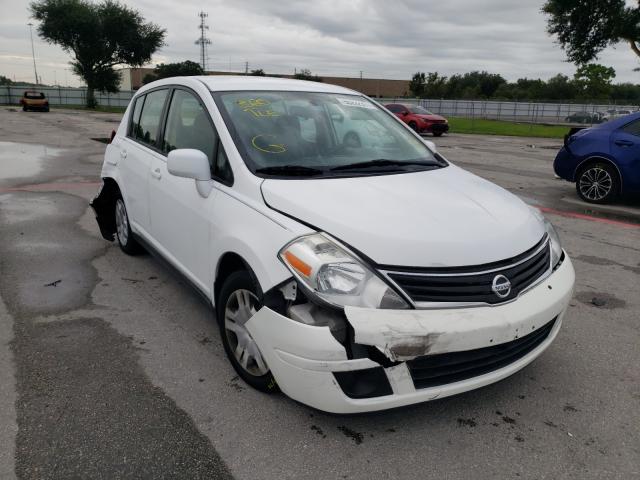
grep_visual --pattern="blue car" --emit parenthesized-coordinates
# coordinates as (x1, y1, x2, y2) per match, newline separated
(554, 111, 640, 203)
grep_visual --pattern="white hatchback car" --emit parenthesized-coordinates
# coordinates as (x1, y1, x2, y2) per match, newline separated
(91, 76, 575, 413)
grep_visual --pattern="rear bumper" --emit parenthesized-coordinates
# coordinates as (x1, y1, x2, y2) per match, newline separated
(246, 255, 575, 413)
(553, 147, 578, 181)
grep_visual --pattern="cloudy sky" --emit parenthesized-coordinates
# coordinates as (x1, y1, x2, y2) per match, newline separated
(0, 0, 637, 87)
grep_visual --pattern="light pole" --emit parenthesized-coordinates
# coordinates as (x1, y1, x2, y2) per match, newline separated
(27, 23, 40, 85)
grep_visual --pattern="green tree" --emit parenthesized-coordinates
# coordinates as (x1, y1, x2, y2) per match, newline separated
(409, 72, 426, 97)
(544, 74, 576, 100)
(0, 75, 13, 85)
(543, 0, 640, 64)
(423, 72, 447, 98)
(573, 63, 616, 99)
(142, 60, 203, 84)
(31, 0, 165, 108)
(293, 69, 322, 82)
(250, 69, 266, 76)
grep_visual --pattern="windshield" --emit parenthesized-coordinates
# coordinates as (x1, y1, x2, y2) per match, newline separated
(25, 92, 45, 99)
(409, 105, 433, 115)
(212, 91, 444, 178)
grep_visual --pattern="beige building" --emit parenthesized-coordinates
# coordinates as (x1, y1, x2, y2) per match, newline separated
(118, 68, 410, 98)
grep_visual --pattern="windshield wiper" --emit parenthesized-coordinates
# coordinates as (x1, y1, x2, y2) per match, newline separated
(330, 159, 441, 172)
(255, 165, 325, 176)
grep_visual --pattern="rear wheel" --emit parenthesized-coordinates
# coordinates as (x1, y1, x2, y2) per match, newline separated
(576, 162, 620, 204)
(217, 270, 278, 393)
(408, 121, 419, 132)
(114, 197, 143, 254)
(433, 131, 443, 137)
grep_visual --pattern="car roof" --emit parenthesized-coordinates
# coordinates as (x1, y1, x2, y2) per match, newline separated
(137, 75, 360, 96)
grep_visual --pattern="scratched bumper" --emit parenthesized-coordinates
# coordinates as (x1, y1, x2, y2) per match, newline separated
(245, 256, 574, 414)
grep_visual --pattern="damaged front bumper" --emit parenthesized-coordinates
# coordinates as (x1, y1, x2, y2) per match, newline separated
(245, 256, 575, 414)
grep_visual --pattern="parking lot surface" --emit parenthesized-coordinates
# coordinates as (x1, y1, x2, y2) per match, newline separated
(0, 108, 638, 480)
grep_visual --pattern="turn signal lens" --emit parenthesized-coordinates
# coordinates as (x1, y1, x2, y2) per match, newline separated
(283, 251, 312, 277)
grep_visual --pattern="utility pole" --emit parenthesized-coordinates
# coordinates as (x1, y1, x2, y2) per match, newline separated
(27, 23, 39, 85)
(195, 12, 211, 71)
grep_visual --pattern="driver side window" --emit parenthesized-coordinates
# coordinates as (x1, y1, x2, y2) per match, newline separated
(163, 89, 233, 185)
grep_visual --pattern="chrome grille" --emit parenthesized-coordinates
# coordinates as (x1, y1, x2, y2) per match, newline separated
(383, 236, 550, 306)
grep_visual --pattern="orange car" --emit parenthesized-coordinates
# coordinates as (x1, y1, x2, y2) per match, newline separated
(20, 91, 49, 112)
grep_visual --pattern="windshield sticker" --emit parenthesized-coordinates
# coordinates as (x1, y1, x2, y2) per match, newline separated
(237, 98, 280, 117)
(336, 97, 376, 110)
(251, 134, 287, 154)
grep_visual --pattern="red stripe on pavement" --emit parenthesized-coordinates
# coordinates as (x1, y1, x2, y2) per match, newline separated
(0, 181, 101, 193)
(539, 206, 640, 229)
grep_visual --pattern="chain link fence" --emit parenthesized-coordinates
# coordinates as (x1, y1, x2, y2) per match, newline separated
(2, 86, 638, 128)
(378, 98, 638, 126)
(0, 86, 134, 108)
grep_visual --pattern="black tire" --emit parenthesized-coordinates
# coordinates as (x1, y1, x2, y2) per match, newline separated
(114, 196, 143, 255)
(408, 121, 419, 132)
(22, 105, 27, 112)
(44, 107, 50, 112)
(433, 131, 443, 137)
(217, 270, 278, 393)
(575, 161, 620, 204)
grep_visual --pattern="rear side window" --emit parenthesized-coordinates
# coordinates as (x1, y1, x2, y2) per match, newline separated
(136, 89, 168, 148)
(622, 120, 640, 137)
(129, 95, 145, 138)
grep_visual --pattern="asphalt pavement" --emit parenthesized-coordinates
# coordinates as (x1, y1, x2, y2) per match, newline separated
(0, 107, 638, 479)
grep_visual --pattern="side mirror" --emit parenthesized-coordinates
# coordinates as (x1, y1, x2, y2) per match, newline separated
(401, 111, 409, 116)
(167, 149, 213, 197)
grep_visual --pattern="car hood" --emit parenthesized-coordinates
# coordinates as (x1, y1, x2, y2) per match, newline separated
(261, 165, 545, 267)
(417, 114, 446, 121)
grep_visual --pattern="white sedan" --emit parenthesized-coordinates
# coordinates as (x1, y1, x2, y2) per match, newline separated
(91, 76, 575, 413)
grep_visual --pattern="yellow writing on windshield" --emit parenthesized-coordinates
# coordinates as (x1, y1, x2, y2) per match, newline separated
(251, 134, 287, 154)
(237, 98, 280, 117)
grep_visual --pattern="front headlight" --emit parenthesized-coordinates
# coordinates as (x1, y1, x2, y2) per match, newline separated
(532, 207, 563, 267)
(545, 218, 563, 268)
(279, 233, 409, 309)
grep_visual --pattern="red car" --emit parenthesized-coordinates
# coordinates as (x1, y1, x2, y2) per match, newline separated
(385, 103, 449, 136)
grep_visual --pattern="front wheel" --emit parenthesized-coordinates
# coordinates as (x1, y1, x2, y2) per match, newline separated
(433, 131, 443, 137)
(576, 162, 620, 204)
(408, 121, 419, 132)
(217, 271, 278, 393)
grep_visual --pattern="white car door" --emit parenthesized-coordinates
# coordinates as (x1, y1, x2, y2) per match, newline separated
(148, 88, 232, 295)
(119, 89, 169, 236)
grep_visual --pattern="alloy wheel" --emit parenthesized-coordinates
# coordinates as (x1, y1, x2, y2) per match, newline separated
(115, 199, 129, 245)
(578, 167, 613, 202)
(224, 289, 269, 376)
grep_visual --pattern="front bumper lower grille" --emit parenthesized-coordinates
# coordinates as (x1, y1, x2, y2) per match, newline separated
(407, 318, 556, 389)
(384, 235, 550, 305)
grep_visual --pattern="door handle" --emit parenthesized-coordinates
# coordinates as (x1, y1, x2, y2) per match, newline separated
(150, 167, 162, 180)
(615, 139, 634, 147)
